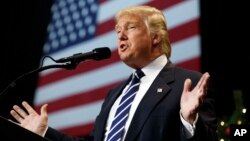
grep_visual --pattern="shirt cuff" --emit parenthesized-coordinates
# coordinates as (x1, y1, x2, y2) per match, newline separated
(180, 111, 198, 139)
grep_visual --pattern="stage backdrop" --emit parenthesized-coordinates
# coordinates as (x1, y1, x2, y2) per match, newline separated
(34, 0, 201, 137)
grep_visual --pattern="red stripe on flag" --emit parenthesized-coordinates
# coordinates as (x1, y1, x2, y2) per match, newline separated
(169, 18, 199, 43)
(96, 20, 115, 36)
(177, 56, 200, 71)
(149, 0, 183, 10)
(60, 122, 95, 137)
(98, 0, 107, 4)
(35, 80, 125, 113)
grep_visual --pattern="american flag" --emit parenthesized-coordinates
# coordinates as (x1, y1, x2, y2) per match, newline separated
(34, 0, 201, 137)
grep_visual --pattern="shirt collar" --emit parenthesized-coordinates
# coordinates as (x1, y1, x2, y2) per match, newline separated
(132, 54, 168, 77)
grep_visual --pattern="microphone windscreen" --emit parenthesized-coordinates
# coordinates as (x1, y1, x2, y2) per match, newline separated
(93, 47, 111, 60)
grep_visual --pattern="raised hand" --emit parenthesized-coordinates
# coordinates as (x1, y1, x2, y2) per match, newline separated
(10, 101, 49, 136)
(180, 72, 210, 124)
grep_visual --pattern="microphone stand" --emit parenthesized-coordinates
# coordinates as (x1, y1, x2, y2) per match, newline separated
(0, 62, 79, 97)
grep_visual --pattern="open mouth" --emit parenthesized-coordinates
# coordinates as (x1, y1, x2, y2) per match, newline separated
(119, 43, 128, 52)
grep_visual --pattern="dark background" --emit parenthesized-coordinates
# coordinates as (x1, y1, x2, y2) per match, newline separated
(0, 0, 249, 136)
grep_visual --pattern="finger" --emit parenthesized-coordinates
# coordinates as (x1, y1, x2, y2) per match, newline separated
(197, 72, 210, 89)
(10, 109, 23, 123)
(197, 88, 205, 97)
(8, 119, 20, 126)
(41, 104, 48, 116)
(13, 105, 28, 118)
(199, 91, 207, 104)
(183, 79, 192, 93)
(197, 74, 210, 97)
(200, 73, 210, 91)
(22, 101, 37, 115)
(196, 73, 206, 89)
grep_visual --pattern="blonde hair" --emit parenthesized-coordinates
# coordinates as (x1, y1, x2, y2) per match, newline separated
(115, 5, 171, 58)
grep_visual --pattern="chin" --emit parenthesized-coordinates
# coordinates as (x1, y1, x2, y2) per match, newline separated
(119, 56, 129, 63)
(119, 53, 136, 66)
(119, 53, 128, 61)
(122, 59, 138, 68)
(120, 57, 128, 64)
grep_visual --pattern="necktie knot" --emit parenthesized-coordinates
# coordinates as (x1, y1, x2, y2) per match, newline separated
(134, 69, 145, 80)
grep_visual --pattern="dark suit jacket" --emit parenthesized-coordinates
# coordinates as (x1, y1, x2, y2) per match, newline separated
(45, 62, 217, 141)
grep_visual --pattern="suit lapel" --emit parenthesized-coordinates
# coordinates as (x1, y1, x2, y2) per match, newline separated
(124, 63, 175, 141)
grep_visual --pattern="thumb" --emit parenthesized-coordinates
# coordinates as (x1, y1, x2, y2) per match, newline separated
(40, 104, 48, 116)
(183, 79, 192, 93)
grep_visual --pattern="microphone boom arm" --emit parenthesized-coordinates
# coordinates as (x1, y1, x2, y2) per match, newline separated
(0, 62, 78, 97)
(0, 47, 111, 97)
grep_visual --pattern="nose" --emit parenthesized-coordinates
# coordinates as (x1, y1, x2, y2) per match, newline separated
(118, 29, 128, 40)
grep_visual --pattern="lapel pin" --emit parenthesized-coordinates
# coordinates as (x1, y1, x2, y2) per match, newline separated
(157, 88, 163, 93)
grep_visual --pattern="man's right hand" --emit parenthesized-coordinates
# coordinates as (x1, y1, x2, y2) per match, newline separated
(10, 101, 48, 136)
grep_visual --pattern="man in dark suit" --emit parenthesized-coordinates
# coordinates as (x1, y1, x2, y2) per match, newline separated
(10, 5, 217, 141)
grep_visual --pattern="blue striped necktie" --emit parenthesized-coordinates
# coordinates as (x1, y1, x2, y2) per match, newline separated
(106, 69, 145, 141)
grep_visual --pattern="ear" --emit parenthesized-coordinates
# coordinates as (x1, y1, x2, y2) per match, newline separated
(152, 34, 161, 46)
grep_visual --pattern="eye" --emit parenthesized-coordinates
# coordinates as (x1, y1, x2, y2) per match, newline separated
(115, 26, 121, 33)
(115, 28, 121, 34)
(128, 26, 135, 29)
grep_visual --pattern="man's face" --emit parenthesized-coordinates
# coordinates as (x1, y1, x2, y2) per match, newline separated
(115, 14, 154, 69)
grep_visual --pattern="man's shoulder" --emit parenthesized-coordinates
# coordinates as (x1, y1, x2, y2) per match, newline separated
(165, 61, 202, 76)
(165, 62, 202, 80)
(175, 66, 202, 76)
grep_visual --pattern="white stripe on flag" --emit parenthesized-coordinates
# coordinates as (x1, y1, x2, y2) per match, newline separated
(170, 35, 201, 63)
(163, 0, 200, 29)
(49, 100, 103, 129)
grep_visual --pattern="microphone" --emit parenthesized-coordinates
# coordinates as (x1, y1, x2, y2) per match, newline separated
(55, 47, 111, 63)
(0, 48, 111, 96)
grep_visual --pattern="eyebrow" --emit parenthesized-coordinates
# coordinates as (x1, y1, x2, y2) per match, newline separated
(115, 24, 120, 31)
(115, 22, 138, 30)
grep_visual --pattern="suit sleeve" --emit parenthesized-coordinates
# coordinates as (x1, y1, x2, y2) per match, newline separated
(44, 127, 93, 141)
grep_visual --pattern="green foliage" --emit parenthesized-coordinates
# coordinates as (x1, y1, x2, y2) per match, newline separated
(217, 90, 247, 141)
